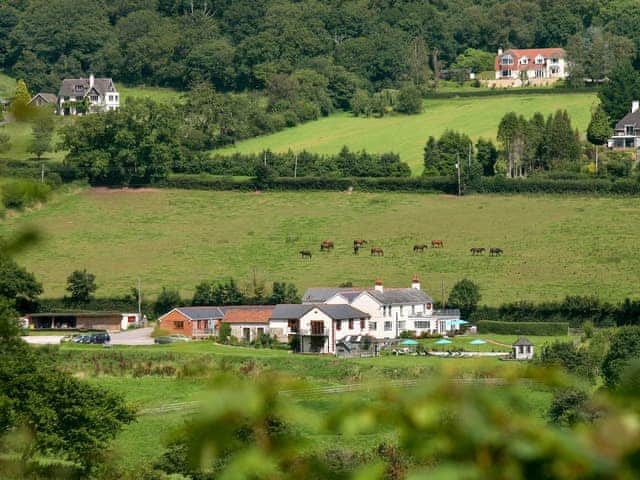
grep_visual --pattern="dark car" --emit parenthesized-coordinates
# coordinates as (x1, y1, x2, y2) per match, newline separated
(89, 332, 111, 344)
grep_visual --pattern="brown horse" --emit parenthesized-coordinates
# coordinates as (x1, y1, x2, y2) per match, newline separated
(431, 239, 444, 248)
(353, 239, 368, 247)
(320, 240, 334, 251)
(413, 244, 428, 252)
(371, 247, 384, 256)
(300, 250, 312, 259)
(470, 247, 485, 256)
(489, 247, 503, 256)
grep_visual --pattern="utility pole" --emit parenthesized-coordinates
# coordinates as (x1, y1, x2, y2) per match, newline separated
(41, 163, 45, 183)
(294, 153, 298, 178)
(468, 142, 472, 169)
(263, 151, 267, 166)
(441, 279, 445, 309)
(456, 153, 461, 196)
(137, 278, 142, 326)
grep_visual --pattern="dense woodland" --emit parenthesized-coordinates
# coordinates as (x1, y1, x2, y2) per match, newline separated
(1, 0, 639, 95)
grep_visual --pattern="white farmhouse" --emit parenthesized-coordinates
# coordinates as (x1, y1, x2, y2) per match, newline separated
(303, 276, 463, 339)
(57, 74, 119, 116)
(492, 48, 568, 87)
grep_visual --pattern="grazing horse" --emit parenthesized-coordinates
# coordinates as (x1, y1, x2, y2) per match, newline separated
(370, 247, 384, 256)
(320, 240, 334, 251)
(470, 247, 486, 256)
(489, 247, 503, 256)
(353, 244, 360, 255)
(300, 250, 312, 259)
(431, 239, 444, 248)
(413, 244, 428, 252)
(353, 239, 368, 247)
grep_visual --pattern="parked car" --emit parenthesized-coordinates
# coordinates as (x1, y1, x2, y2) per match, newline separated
(154, 334, 191, 344)
(70, 332, 110, 344)
(72, 334, 92, 344)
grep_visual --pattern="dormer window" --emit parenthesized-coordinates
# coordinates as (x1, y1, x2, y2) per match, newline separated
(535, 55, 544, 64)
(626, 125, 635, 136)
(500, 55, 513, 65)
(519, 57, 528, 65)
(74, 85, 83, 92)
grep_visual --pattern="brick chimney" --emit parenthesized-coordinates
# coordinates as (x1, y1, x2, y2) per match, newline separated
(374, 279, 383, 293)
(411, 274, 421, 290)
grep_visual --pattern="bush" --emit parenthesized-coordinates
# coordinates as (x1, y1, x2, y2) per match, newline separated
(601, 326, 640, 389)
(477, 320, 568, 335)
(396, 84, 423, 114)
(1, 179, 51, 209)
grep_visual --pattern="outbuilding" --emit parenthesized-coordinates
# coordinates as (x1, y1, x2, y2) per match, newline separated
(512, 337, 534, 360)
(25, 312, 142, 333)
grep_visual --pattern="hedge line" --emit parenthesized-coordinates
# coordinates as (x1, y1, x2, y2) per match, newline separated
(423, 86, 597, 100)
(477, 320, 569, 336)
(161, 174, 640, 196)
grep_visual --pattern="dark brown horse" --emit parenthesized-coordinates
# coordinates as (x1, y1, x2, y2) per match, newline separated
(413, 244, 428, 252)
(320, 240, 334, 251)
(431, 239, 444, 248)
(300, 250, 312, 259)
(470, 247, 486, 256)
(489, 247, 503, 256)
(353, 239, 368, 247)
(371, 247, 384, 256)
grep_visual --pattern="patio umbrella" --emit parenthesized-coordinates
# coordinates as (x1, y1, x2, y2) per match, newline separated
(434, 338, 452, 345)
(469, 338, 486, 352)
(400, 339, 419, 346)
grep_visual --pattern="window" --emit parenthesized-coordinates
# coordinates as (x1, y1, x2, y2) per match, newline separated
(348, 319, 354, 329)
(74, 85, 83, 92)
(336, 320, 342, 330)
(108, 95, 113, 102)
(398, 321, 405, 330)
(626, 125, 634, 136)
(384, 321, 392, 331)
(550, 57, 559, 64)
(426, 303, 432, 310)
(369, 321, 377, 330)
(535, 55, 544, 64)
(64, 96, 70, 101)
(173, 321, 184, 329)
(535, 69, 545, 78)
(76, 96, 83, 101)
(500, 55, 513, 65)
(501, 69, 511, 78)
(360, 319, 365, 329)
(90, 95, 98, 102)
(519, 57, 528, 65)
(414, 321, 430, 329)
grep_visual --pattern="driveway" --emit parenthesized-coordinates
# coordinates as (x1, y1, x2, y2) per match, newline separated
(109, 327, 154, 345)
(22, 327, 155, 346)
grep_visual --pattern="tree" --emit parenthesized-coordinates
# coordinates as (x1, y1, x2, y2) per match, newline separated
(423, 130, 472, 176)
(350, 89, 371, 117)
(598, 61, 640, 125)
(27, 114, 54, 159)
(548, 388, 598, 427)
(540, 341, 598, 381)
(66, 269, 97, 303)
(396, 84, 423, 114)
(218, 322, 231, 343)
(154, 287, 181, 317)
(192, 280, 213, 306)
(211, 278, 245, 306)
(602, 326, 640, 389)
(451, 48, 494, 74)
(475, 138, 498, 176)
(586, 104, 612, 174)
(447, 279, 481, 318)
(9, 79, 33, 121)
(269, 282, 300, 304)
(0, 255, 42, 311)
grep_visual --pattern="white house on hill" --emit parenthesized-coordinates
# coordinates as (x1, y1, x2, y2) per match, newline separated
(57, 74, 119, 116)
(608, 101, 640, 149)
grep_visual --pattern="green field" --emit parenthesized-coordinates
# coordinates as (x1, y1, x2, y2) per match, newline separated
(217, 92, 597, 174)
(3, 189, 640, 305)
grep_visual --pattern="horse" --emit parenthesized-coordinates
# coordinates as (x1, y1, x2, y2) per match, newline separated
(431, 239, 444, 248)
(413, 244, 428, 252)
(353, 239, 368, 247)
(470, 247, 486, 256)
(353, 244, 360, 255)
(299, 250, 312, 259)
(489, 247, 503, 256)
(370, 247, 384, 256)
(320, 240, 334, 251)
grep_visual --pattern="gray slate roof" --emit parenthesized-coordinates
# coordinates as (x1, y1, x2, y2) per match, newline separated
(176, 307, 225, 320)
(271, 304, 369, 320)
(302, 287, 432, 305)
(58, 77, 116, 98)
(615, 110, 640, 130)
(30, 93, 57, 104)
(513, 337, 533, 346)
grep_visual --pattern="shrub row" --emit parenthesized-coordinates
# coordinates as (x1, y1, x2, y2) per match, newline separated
(1, 179, 51, 209)
(423, 86, 597, 99)
(37, 298, 153, 314)
(477, 320, 569, 336)
(161, 174, 640, 196)
(470, 296, 640, 328)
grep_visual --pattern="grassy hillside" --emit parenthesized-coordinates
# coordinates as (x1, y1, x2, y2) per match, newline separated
(2, 189, 639, 305)
(216, 92, 597, 174)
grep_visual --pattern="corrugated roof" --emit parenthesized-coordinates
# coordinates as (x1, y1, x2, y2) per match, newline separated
(222, 308, 273, 324)
(176, 307, 224, 320)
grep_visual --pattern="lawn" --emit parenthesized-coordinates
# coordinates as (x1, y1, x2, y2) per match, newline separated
(216, 92, 597, 174)
(3, 189, 640, 305)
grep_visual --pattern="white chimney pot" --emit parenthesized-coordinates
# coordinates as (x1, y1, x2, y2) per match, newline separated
(632, 100, 639, 113)
(89, 74, 95, 89)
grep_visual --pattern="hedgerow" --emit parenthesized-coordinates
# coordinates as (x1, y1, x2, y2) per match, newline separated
(477, 320, 569, 336)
